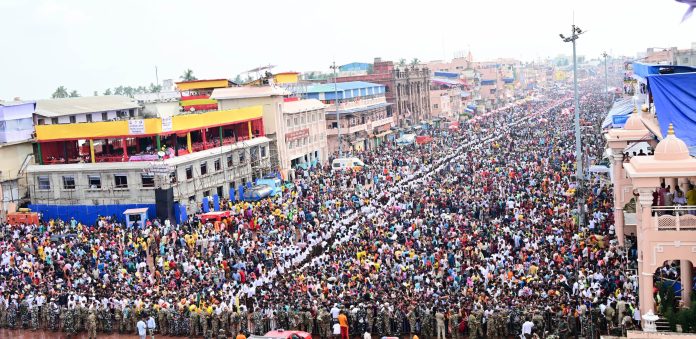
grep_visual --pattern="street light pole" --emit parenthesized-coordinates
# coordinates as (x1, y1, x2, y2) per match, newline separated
(560, 24, 585, 228)
(602, 51, 609, 108)
(330, 61, 342, 157)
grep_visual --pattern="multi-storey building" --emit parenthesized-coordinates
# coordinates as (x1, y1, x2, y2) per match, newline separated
(335, 58, 430, 128)
(27, 95, 270, 223)
(301, 81, 393, 154)
(210, 86, 328, 177)
(605, 63, 696, 337)
(429, 71, 464, 120)
(0, 100, 36, 221)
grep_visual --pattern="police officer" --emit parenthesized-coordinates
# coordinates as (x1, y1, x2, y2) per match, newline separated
(87, 310, 98, 339)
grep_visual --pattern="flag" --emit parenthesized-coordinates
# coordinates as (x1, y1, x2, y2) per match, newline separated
(676, 0, 696, 22)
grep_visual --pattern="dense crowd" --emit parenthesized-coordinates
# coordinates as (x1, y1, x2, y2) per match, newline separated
(0, 80, 640, 338)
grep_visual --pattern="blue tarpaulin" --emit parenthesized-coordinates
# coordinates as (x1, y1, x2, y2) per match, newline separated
(602, 97, 634, 128)
(633, 62, 696, 81)
(647, 72, 696, 154)
(201, 196, 210, 213)
(213, 194, 220, 211)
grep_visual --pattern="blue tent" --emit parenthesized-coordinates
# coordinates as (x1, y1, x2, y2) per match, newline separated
(647, 72, 696, 155)
(633, 62, 696, 81)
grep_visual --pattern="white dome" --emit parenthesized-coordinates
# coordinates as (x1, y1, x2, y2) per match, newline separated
(623, 110, 646, 131)
(654, 124, 690, 161)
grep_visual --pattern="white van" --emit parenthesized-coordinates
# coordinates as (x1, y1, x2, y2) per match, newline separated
(331, 157, 365, 172)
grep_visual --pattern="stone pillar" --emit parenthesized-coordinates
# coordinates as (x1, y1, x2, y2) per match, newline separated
(637, 189, 656, 318)
(681, 260, 693, 308)
(612, 150, 626, 246)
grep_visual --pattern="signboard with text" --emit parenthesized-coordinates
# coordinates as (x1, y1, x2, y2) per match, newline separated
(128, 119, 145, 134)
(285, 128, 310, 142)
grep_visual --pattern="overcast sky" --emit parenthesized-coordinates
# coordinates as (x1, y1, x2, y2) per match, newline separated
(1, 0, 695, 100)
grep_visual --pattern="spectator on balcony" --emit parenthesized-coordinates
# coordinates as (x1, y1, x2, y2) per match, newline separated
(673, 189, 687, 206)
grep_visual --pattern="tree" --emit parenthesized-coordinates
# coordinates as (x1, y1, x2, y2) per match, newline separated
(148, 83, 162, 93)
(410, 58, 421, 67)
(233, 74, 243, 84)
(93, 91, 98, 96)
(69, 90, 80, 97)
(398, 59, 407, 67)
(51, 86, 69, 98)
(103, 88, 113, 96)
(180, 69, 197, 81)
(123, 86, 135, 98)
(114, 86, 125, 96)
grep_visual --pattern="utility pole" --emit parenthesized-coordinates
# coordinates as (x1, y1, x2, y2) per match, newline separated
(330, 61, 342, 157)
(560, 24, 585, 229)
(602, 52, 609, 108)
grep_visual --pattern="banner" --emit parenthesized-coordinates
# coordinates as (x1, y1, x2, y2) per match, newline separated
(128, 119, 145, 134)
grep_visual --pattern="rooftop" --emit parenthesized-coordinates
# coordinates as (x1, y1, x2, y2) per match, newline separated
(36, 96, 140, 117)
(283, 99, 326, 114)
(210, 86, 291, 100)
(304, 81, 384, 93)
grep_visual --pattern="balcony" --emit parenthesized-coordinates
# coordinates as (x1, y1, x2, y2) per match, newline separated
(652, 206, 696, 231)
(326, 97, 387, 112)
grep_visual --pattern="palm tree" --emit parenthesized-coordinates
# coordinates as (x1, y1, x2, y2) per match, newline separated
(410, 58, 421, 67)
(69, 90, 80, 97)
(398, 59, 407, 67)
(148, 83, 162, 93)
(114, 86, 125, 95)
(51, 86, 69, 98)
(103, 88, 113, 96)
(233, 75, 243, 84)
(93, 91, 98, 96)
(180, 69, 197, 81)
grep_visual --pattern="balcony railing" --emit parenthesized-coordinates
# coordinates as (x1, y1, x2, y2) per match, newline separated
(652, 206, 696, 231)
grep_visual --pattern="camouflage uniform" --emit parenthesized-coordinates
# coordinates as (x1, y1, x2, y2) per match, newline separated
(318, 309, 331, 339)
(48, 303, 61, 331)
(114, 307, 122, 333)
(212, 311, 221, 337)
(63, 308, 78, 338)
(87, 311, 98, 339)
(449, 312, 461, 339)
(159, 308, 168, 335)
(468, 312, 481, 339)
(30, 304, 40, 330)
(7, 302, 18, 329)
(190, 310, 199, 338)
(486, 312, 497, 338)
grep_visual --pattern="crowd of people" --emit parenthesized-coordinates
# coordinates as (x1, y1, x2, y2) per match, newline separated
(0, 79, 641, 338)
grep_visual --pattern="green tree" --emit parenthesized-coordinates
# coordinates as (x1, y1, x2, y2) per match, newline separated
(233, 74, 243, 84)
(123, 86, 135, 97)
(103, 88, 113, 95)
(93, 91, 98, 96)
(51, 86, 69, 98)
(69, 90, 80, 97)
(410, 58, 421, 67)
(180, 69, 197, 81)
(135, 86, 147, 94)
(148, 83, 162, 93)
(114, 86, 125, 95)
(398, 59, 407, 67)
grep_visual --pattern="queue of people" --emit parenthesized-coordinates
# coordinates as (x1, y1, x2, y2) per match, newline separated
(0, 79, 639, 339)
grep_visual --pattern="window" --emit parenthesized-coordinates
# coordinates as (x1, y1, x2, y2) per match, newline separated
(62, 176, 75, 189)
(51, 118, 58, 124)
(227, 155, 233, 167)
(37, 176, 50, 190)
(88, 175, 101, 189)
(101, 112, 108, 121)
(200, 161, 207, 175)
(129, 109, 135, 118)
(242, 178, 247, 186)
(214, 159, 221, 172)
(217, 186, 223, 197)
(188, 195, 196, 202)
(186, 166, 193, 179)
(141, 174, 155, 187)
(287, 118, 292, 127)
(239, 151, 245, 163)
(86, 114, 92, 122)
(434, 104, 439, 109)
(69, 116, 76, 123)
(260, 146, 266, 157)
(294, 117, 299, 125)
(203, 190, 210, 197)
(37, 119, 45, 125)
(114, 174, 128, 188)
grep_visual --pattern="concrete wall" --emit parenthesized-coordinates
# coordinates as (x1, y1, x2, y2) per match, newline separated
(282, 107, 328, 171)
(36, 110, 121, 125)
(27, 138, 271, 213)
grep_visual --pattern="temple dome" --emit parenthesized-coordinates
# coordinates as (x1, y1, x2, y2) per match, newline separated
(654, 124, 690, 161)
(623, 109, 647, 131)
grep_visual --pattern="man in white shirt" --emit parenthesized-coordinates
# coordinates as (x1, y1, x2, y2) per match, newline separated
(147, 314, 156, 339)
(137, 317, 147, 339)
(330, 304, 340, 321)
(521, 319, 534, 338)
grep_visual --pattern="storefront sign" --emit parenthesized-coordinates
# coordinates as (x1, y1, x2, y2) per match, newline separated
(128, 119, 145, 134)
(285, 128, 309, 142)
(161, 116, 173, 132)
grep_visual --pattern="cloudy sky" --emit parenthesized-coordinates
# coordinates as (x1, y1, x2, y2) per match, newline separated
(1, 0, 695, 100)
